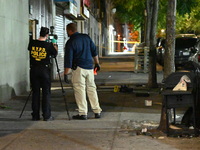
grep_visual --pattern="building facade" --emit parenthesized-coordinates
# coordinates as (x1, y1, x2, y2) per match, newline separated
(0, 0, 114, 102)
(0, 0, 29, 102)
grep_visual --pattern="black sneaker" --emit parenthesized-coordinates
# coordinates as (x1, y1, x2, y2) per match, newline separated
(95, 113, 101, 119)
(72, 114, 87, 120)
(32, 117, 40, 121)
(44, 116, 54, 121)
(31, 113, 40, 121)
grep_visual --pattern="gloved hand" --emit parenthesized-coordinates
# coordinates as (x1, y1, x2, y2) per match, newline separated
(94, 63, 100, 71)
(64, 74, 70, 84)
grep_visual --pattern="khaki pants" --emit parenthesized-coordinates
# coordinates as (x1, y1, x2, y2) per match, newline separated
(72, 67, 102, 115)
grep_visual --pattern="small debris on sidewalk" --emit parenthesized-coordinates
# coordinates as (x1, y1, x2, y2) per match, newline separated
(119, 85, 133, 93)
(120, 120, 159, 130)
(145, 100, 152, 106)
(158, 136, 165, 140)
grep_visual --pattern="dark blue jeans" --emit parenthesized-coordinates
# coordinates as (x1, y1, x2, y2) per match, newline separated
(30, 65, 51, 119)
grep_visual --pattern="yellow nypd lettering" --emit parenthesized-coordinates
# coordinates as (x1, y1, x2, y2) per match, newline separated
(31, 46, 47, 61)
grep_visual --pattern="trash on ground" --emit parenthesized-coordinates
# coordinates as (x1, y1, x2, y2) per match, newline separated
(119, 85, 133, 93)
(145, 100, 152, 106)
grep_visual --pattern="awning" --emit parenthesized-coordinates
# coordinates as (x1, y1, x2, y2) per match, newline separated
(54, 0, 77, 6)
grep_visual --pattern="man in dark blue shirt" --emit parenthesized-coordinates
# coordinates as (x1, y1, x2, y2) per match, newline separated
(64, 23, 102, 120)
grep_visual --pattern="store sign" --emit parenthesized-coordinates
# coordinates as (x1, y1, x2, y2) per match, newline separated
(64, 1, 77, 18)
(83, 5, 89, 18)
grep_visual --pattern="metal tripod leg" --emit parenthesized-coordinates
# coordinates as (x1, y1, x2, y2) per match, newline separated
(19, 57, 71, 120)
(61, 89, 71, 120)
(54, 57, 71, 120)
(19, 90, 32, 118)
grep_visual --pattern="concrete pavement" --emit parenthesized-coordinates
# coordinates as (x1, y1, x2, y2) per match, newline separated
(0, 56, 182, 150)
(0, 69, 181, 150)
(0, 112, 177, 150)
(95, 71, 164, 86)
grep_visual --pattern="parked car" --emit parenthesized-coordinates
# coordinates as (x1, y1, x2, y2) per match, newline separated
(176, 34, 197, 38)
(156, 37, 199, 67)
(189, 39, 200, 65)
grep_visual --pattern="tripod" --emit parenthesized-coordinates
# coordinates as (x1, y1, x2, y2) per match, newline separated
(19, 57, 71, 120)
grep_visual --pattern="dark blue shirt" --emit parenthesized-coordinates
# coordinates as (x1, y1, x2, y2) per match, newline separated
(64, 32, 97, 69)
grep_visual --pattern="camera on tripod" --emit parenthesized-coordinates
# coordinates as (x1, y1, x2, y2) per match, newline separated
(48, 26, 58, 58)
(47, 26, 58, 44)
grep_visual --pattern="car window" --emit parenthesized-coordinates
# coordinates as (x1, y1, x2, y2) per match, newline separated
(175, 38, 197, 49)
(161, 39, 165, 47)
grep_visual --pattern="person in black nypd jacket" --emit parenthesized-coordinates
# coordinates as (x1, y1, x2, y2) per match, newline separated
(64, 23, 102, 120)
(28, 27, 57, 121)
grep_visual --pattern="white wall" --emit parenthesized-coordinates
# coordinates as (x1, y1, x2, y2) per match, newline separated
(89, 14, 101, 56)
(89, 14, 99, 45)
(29, 0, 53, 38)
(0, 0, 29, 102)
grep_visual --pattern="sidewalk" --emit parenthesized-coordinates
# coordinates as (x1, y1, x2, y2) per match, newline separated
(0, 85, 180, 150)
(0, 69, 182, 150)
(1, 54, 198, 150)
